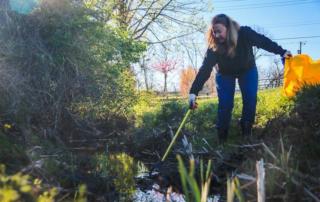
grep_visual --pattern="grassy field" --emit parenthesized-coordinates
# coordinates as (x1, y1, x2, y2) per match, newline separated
(133, 87, 293, 148)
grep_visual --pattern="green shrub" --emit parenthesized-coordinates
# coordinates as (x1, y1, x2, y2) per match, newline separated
(0, 165, 57, 201)
(135, 100, 186, 129)
(293, 84, 320, 129)
(0, 164, 87, 201)
(0, 0, 146, 136)
(0, 132, 28, 173)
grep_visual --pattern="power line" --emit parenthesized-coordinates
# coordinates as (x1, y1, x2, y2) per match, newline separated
(273, 35, 320, 40)
(261, 20, 320, 27)
(213, 0, 255, 3)
(214, 0, 318, 10)
(267, 22, 320, 29)
(213, 0, 294, 3)
(160, 35, 320, 45)
(216, 0, 302, 6)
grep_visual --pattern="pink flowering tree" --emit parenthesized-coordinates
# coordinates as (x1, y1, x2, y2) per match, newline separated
(152, 59, 178, 94)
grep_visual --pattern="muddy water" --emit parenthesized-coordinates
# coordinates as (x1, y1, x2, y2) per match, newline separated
(96, 152, 186, 201)
(95, 152, 222, 202)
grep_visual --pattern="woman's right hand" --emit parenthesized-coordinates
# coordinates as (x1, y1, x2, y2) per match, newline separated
(189, 94, 197, 109)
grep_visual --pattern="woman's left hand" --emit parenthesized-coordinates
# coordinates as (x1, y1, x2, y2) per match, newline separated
(283, 51, 292, 58)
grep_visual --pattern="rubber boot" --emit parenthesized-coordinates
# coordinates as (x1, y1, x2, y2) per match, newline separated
(241, 121, 252, 138)
(217, 128, 228, 145)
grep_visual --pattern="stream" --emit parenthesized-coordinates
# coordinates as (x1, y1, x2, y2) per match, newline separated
(92, 150, 242, 202)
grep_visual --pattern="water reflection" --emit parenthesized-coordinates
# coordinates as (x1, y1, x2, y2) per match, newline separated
(95, 152, 149, 199)
(94, 152, 211, 201)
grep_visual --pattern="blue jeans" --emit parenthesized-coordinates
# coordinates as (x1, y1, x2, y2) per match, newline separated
(215, 67, 258, 130)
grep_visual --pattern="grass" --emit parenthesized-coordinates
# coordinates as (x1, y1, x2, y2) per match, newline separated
(177, 155, 212, 202)
(133, 87, 292, 149)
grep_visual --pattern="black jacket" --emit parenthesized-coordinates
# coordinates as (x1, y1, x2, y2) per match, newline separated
(189, 26, 287, 95)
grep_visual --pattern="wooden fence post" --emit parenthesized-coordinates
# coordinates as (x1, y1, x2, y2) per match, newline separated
(256, 159, 265, 202)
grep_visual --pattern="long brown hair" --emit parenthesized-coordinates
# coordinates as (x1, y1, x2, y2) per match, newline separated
(206, 14, 240, 57)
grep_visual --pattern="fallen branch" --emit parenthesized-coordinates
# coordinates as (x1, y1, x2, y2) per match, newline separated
(256, 159, 265, 202)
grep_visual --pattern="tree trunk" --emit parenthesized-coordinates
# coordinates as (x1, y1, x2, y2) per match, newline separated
(164, 73, 167, 96)
(141, 57, 149, 91)
(143, 66, 149, 91)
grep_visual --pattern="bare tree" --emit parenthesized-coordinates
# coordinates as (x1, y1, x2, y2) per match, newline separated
(251, 25, 273, 60)
(84, 0, 210, 41)
(251, 25, 285, 89)
(140, 56, 150, 91)
(266, 58, 283, 88)
(84, 0, 212, 93)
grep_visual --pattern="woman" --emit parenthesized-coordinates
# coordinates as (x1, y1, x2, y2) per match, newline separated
(189, 14, 291, 144)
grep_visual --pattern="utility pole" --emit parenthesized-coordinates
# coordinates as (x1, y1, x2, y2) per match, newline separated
(297, 41, 306, 54)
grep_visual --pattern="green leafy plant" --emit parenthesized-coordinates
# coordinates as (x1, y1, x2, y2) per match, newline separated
(0, 164, 58, 202)
(177, 155, 212, 202)
(0, 164, 88, 202)
(227, 176, 245, 202)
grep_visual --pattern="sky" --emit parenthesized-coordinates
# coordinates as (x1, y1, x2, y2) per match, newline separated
(9, 0, 39, 14)
(211, 0, 320, 59)
(163, 0, 320, 91)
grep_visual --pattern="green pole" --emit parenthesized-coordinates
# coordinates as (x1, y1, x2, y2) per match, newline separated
(161, 109, 191, 161)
